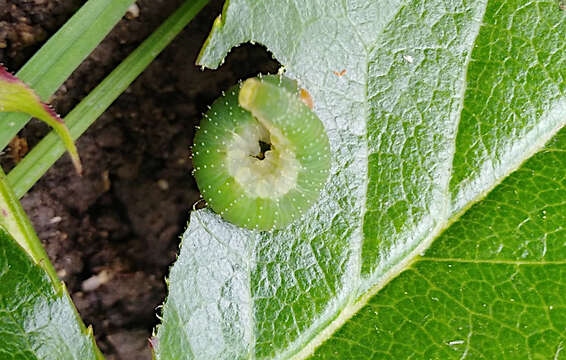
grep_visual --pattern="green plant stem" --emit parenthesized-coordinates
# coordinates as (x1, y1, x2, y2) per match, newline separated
(0, 167, 59, 286)
(0, 0, 136, 151)
(8, 0, 210, 199)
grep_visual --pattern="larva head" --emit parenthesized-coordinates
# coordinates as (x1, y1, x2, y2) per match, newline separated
(192, 75, 331, 231)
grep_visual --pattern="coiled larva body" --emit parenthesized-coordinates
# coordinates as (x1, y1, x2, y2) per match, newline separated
(192, 75, 330, 231)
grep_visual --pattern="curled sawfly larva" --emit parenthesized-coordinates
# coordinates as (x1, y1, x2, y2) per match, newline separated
(192, 74, 331, 231)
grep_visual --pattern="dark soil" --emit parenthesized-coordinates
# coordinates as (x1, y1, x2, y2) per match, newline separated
(1, 1, 278, 359)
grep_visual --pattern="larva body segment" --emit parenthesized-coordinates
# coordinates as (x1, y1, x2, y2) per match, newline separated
(192, 75, 330, 231)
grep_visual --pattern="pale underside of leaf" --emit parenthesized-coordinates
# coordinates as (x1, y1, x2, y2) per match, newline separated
(156, 0, 566, 359)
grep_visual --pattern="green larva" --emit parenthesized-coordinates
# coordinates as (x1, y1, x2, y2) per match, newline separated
(192, 75, 331, 231)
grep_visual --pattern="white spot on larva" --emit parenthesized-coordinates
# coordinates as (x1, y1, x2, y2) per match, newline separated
(403, 54, 414, 63)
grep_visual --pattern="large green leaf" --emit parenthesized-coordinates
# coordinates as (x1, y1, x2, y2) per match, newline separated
(155, 0, 566, 358)
(0, 227, 102, 360)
